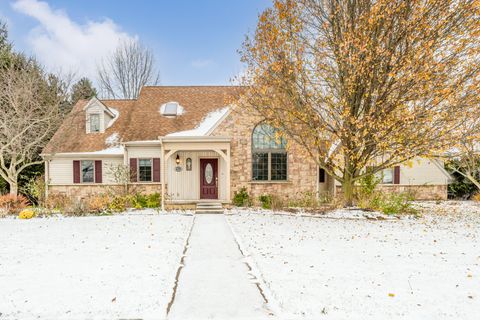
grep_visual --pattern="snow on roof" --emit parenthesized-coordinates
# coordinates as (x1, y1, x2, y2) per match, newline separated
(166, 107, 229, 137)
(105, 132, 120, 147)
(106, 108, 119, 129)
(90, 146, 124, 155)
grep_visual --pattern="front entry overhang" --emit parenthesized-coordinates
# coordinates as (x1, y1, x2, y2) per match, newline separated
(158, 136, 231, 211)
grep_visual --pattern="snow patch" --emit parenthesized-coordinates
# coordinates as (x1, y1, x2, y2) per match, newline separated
(0, 215, 194, 319)
(106, 108, 119, 128)
(105, 132, 120, 147)
(227, 206, 480, 319)
(167, 107, 229, 137)
(91, 145, 124, 155)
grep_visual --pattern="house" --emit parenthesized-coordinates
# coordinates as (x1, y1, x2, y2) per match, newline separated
(42, 86, 452, 209)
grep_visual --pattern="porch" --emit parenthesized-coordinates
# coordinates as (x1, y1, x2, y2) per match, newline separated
(159, 137, 231, 210)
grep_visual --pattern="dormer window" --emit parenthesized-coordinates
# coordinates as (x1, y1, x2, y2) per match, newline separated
(160, 101, 184, 117)
(90, 114, 100, 133)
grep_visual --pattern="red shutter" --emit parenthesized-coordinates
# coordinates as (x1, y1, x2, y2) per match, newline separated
(73, 160, 81, 183)
(393, 166, 401, 184)
(130, 158, 138, 182)
(95, 160, 102, 183)
(153, 158, 160, 182)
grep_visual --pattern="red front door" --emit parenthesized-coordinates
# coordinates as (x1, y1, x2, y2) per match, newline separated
(200, 159, 218, 199)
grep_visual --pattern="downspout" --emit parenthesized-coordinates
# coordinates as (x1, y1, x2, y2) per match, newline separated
(160, 137, 165, 212)
(123, 143, 129, 194)
(44, 157, 50, 200)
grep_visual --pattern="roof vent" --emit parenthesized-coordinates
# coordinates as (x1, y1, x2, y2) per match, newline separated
(162, 102, 178, 117)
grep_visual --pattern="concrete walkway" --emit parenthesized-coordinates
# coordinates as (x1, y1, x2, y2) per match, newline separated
(167, 214, 274, 320)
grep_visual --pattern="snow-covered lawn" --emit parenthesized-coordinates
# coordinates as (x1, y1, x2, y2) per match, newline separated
(227, 204, 480, 319)
(0, 213, 193, 319)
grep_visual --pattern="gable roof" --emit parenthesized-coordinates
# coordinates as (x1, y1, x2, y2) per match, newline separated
(43, 86, 242, 154)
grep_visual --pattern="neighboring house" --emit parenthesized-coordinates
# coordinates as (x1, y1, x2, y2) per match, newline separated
(42, 86, 452, 209)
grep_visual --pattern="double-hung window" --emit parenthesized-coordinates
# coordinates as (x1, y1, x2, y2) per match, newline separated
(81, 160, 94, 183)
(89, 114, 100, 133)
(252, 123, 287, 181)
(375, 168, 394, 184)
(138, 159, 152, 182)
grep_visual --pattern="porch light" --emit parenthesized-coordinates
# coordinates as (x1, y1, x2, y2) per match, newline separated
(176, 154, 181, 165)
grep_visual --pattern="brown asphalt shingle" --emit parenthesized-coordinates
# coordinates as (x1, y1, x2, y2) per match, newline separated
(43, 86, 242, 154)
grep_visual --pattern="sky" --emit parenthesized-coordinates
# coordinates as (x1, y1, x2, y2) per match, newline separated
(0, 0, 271, 85)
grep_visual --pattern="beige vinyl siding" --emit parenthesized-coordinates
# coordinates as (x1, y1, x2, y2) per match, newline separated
(167, 151, 227, 201)
(49, 157, 124, 184)
(333, 157, 450, 186)
(398, 158, 449, 185)
(127, 146, 162, 159)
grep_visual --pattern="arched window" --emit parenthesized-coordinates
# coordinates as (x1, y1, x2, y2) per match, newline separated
(252, 123, 287, 181)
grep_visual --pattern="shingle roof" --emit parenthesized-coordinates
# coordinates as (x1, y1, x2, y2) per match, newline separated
(43, 86, 242, 154)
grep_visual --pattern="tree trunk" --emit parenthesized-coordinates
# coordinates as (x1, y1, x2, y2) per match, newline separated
(466, 174, 480, 191)
(342, 177, 355, 207)
(9, 180, 18, 196)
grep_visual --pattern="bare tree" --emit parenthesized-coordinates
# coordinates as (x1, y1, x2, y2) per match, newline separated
(0, 58, 65, 195)
(97, 39, 160, 99)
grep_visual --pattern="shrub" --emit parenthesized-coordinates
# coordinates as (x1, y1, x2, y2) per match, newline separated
(21, 175, 46, 206)
(233, 187, 252, 207)
(270, 194, 284, 210)
(377, 192, 417, 215)
(108, 195, 131, 212)
(85, 194, 110, 213)
(64, 200, 89, 216)
(288, 191, 330, 208)
(131, 193, 161, 209)
(358, 173, 381, 198)
(472, 193, 480, 202)
(0, 194, 29, 214)
(0, 207, 8, 218)
(45, 193, 72, 212)
(145, 193, 161, 208)
(19, 209, 35, 219)
(258, 194, 285, 210)
(357, 173, 383, 210)
(259, 194, 272, 209)
(132, 193, 147, 209)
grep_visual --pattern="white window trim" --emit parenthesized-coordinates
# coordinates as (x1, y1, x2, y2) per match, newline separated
(80, 160, 95, 183)
(376, 168, 394, 184)
(138, 158, 153, 183)
(89, 113, 101, 133)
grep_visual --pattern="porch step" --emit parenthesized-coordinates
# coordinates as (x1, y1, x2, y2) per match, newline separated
(195, 202, 224, 214)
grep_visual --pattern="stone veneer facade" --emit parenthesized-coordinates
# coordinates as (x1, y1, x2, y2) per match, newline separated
(335, 184, 448, 200)
(212, 109, 322, 204)
(49, 184, 163, 199)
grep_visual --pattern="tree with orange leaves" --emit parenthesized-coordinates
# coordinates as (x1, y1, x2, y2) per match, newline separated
(238, 0, 480, 205)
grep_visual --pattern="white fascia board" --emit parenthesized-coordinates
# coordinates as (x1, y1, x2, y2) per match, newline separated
(160, 136, 231, 143)
(206, 106, 232, 136)
(83, 97, 115, 117)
